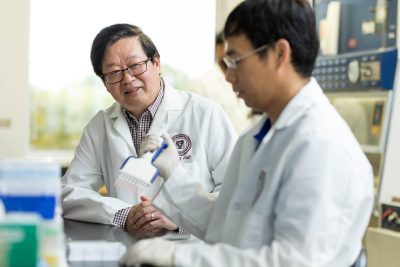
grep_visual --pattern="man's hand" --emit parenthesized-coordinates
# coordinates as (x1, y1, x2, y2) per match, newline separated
(140, 134, 180, 179)
(119, 237, 177, 267)
(125, 196, 177, 237)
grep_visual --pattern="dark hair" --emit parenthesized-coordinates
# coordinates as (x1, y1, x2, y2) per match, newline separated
(90, 23, 160, 78)
(216, 31, 224, 46)
(224, 0, 319, 77)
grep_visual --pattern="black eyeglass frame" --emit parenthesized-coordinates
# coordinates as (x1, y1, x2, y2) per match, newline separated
(101, 58, 151, 84)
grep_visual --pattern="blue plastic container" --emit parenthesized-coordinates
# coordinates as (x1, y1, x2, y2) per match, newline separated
(0, 195, 56, 220)
(0, 159, 61, 221)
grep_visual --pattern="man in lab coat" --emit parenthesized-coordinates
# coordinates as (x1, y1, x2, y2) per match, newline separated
(61, 24, 237, 237)
(120, 0, 374, 266)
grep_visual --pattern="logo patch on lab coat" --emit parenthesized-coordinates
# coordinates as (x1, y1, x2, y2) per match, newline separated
(172, 134, 192, 159)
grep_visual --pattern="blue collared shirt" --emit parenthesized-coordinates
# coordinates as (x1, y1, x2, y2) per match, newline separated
(253, 118, 271, 150)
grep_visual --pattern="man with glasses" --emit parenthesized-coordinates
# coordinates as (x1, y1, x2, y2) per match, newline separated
(61, 24, 237, 237)
(120, 0, 373, 266)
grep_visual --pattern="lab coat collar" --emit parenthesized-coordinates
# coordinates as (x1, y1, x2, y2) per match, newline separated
(107, 81, 184, 141)
(247, 78, 323, 149)
(160, 82, 184, 111)
(108, 81, 183, 119)
(108, 103, 134, 153)
(273, 77, 323, 130)
(147, 82, 183, 135)
(109, 102, 122, 119)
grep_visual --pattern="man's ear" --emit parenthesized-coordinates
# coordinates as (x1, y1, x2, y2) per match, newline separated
(153, 56, 161, 68)
(152, 56, 161, 76)
(274, 39, 291, 66)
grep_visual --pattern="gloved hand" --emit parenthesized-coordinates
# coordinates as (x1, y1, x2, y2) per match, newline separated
(119, 237, 178, 267)
(140, 134, 180, 179)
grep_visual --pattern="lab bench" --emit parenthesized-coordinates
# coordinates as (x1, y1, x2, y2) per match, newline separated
(63, 219, 191, 266)
(64, 219, 137, 267)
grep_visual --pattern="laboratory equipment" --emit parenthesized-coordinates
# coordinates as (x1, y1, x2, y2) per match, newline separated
(0, 159, 67, 267)
(0, 214, 40, 267)
(116, 138, 168, 189)
(0, 159, 60, 219)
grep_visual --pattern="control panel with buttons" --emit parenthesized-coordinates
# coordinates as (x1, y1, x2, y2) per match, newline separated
(382, 204, 400, 232)
(313, 48, 397, 91)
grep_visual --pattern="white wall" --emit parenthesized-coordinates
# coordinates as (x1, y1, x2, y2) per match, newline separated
(0, 1, 30, 157)
(216, 0, 243, 33)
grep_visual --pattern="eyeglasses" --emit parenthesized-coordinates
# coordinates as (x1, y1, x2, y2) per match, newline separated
(102, 58, 151, 84)
(223, 45, 268, 70)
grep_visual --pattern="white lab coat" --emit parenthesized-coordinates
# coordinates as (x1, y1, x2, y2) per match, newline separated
(61, 83, 237, 225)
(154, 78, 374, 267)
